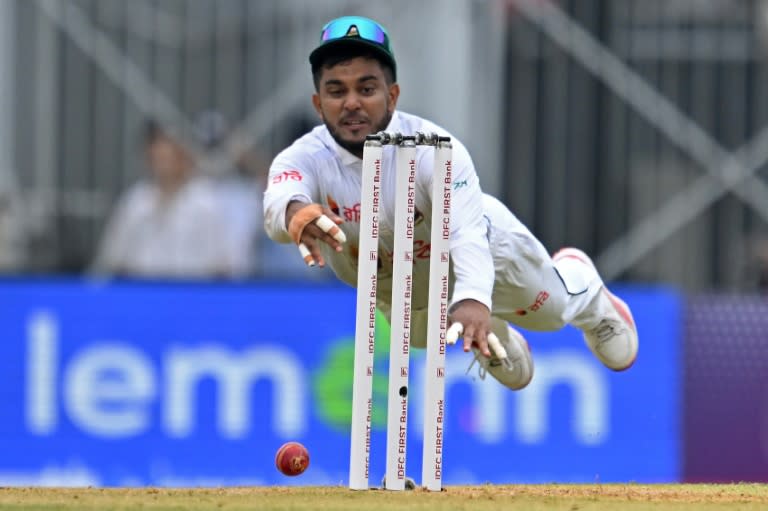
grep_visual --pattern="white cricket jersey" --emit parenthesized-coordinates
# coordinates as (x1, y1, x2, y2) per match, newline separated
(264, 111, 495, 313)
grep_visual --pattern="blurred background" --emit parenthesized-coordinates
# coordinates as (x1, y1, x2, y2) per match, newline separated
(0, 0, 766, 487)
(5, 0, 768, 289)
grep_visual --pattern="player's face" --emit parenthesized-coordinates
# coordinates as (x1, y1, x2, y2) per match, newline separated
(312, 57, 399, 158)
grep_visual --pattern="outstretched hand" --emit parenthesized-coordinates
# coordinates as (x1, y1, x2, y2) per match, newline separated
(286, 201, 345, 267)
(447, 299, 493, 357)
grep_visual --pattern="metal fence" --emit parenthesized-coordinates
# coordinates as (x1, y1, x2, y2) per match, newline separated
(4, 0, 768, 291)
(504, 0, 768, 291)
(13, 0, 337, 272)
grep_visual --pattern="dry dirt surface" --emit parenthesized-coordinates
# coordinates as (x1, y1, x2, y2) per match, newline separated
(1, 484, 767, 511)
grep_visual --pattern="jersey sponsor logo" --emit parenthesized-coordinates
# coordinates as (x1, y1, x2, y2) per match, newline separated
(515, 291, 550, 316)
(327, 194, 363, 223)
(344, 204, 361, 222)
(453, 179, 468, 190)
(326, 193, 362, 223)
(323, 198, 424, 226)
(271, 170, 303, 184)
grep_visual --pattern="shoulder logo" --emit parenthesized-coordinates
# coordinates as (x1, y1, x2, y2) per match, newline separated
(272, 170, 303, 184)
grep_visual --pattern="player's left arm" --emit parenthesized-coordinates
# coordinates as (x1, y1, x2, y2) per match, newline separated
(421, 141, 495, 357)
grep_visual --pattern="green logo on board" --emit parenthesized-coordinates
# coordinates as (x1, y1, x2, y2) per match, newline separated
(313, 309, 392, 431)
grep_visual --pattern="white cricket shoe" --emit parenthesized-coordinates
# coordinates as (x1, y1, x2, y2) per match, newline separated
(583, 288, 638, 370)
(555, 247, 639, 371)
(467, 318, 534, 390)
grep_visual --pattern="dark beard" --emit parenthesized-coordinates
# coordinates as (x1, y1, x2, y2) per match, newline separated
(325, 111, 393, 158)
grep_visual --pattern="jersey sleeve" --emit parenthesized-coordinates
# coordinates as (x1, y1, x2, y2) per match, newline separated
(420, 141, 495, 312)
(263, 150, 319, 244)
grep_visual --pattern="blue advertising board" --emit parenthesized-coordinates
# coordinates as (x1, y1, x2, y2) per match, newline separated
(0, 279, 680, 486)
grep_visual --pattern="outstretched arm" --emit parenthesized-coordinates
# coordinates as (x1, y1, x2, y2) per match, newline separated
(422, 140, 495, 360)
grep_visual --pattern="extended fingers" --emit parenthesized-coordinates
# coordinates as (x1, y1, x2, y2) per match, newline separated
(315, 214, 347, 243)
(476, 337, 492, 357)
(446, 323, 463, 345)
(461, 325, 473, 353)
(288, 205, 346, 265)
(298, 243, 314, 267)
(460, 326, 491, 357)
(462, 325, 489, 356)
(448, 322, 493, 357)
(310, 215, 345, 254)
(295, 212, 347, 266)
(297, 240, 326, 267)
(487, 332, 512, 368)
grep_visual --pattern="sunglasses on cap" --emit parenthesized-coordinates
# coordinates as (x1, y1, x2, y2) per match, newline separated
(310, 15, 397, 80)
(319, 16, 389, 46)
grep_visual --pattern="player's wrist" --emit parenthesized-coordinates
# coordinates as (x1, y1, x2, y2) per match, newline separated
(285, 199, 310, 229)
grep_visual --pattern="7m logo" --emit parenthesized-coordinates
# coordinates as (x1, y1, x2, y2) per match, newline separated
(453, 179, 468, 190)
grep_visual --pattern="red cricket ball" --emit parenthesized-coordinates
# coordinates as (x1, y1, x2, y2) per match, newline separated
(275, 441, 310, 476)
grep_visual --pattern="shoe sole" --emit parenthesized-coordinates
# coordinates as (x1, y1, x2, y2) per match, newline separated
(507, 326, 535, 389)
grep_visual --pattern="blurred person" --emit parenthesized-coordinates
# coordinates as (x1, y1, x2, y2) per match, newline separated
(0, 179, 24, 272)
(92, 120, 235, 279)
(193, 110, 323, 280)
(194, 110, 266, 278)
(263, 16, 639, 391)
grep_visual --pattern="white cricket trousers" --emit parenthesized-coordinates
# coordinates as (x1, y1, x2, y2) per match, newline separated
(399, 195, 605, 349)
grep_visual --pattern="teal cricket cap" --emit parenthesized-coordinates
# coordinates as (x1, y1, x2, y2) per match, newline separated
(309, 16, 397, 80)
